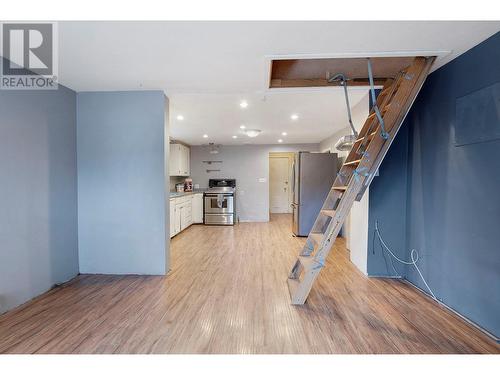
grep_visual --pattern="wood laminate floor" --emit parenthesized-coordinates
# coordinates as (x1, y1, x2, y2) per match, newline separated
(0, 214, 498, 354)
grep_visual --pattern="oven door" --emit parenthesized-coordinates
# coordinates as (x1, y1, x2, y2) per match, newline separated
(204, 194, 234, 214)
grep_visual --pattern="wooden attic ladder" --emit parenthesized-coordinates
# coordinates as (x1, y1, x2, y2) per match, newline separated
(287, 56, 435, 304)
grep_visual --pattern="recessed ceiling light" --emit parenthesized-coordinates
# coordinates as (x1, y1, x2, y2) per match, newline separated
(240, 125, 246, 129)
(203, 134, 208, 138)
(176, 115, 184, 121)
(240, 100, 248, 108)
(245, 129, 261, 138)
(278, 139, 283, 143)
(232, 135, 238, 139)
(291, 114, 299, 120)
(281, 132, 288, 136)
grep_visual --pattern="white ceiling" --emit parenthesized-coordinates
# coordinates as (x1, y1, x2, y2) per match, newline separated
(170, 90, 369, 145)
(56, 21, 500, 144)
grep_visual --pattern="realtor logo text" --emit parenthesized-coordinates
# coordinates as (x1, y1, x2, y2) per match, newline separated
(1, 22, 58, 90)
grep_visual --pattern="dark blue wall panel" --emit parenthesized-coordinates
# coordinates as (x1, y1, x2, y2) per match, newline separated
(367, 88, 409, 277)
(367, 32, 500, 338)
(368, 125, 409, 277)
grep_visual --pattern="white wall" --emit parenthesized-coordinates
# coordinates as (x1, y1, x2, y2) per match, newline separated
(190, 144, 319, 222)
(319, 93, 370, 274)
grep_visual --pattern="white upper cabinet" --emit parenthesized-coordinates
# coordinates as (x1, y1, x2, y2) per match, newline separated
(181, 145, 190, 176)
(169, 143, 190, 176)
(169, 144, 180, 176)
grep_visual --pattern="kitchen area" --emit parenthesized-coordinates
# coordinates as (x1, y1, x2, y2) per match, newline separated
(169, 141, 237, 238)
(168, 127, 369, 283)
(169, 139, 338, 239)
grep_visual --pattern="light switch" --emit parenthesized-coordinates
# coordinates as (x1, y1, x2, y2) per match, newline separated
(258, 178, 267, 183)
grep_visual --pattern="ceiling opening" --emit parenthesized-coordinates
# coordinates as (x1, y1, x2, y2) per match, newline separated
(269, 56, 423, 88)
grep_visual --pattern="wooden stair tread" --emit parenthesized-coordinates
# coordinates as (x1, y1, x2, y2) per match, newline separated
(343, 159, 361, 166)
(355, 131, 378, 143)
(298, 255, 316, 269)
(378, 89, 389, 97)
(332, 186, 348, 191)
(309, 232, 324, 245)
(367, 103, 391, 119)
(320, 209, 336, 217)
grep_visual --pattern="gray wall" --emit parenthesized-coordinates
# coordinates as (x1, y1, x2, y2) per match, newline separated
(190, 144, 319, 222)
(367, 32, 500, 337)
(77, 91, 169, 275)
(0, 82, 79, 314)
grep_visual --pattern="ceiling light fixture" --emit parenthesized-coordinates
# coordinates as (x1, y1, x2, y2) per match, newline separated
(240, 125, 246, 129)
(176, 115, 184, 120)
(290, 114, 299, 120)
(245, 129, 261, 138)
(232, 135, 238, 139)
(240, 100, 248, 108)
(278, 139, 283, 143)
(203, 134, 208, 138)
(281, 132, 287, 136)
(208, 143, 220, 154)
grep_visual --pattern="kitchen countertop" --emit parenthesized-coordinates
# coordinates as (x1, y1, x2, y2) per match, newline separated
(169, 190, 207, 198)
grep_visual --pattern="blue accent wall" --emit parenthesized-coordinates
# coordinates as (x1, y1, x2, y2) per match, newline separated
(77, 91, 169, 275)
(367, 32, 500, 337)
(0, 68, 79, 313)
(368, 125, 409, 277)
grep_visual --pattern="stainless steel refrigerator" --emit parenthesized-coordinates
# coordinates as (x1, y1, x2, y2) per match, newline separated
(292, 152, 338, 236)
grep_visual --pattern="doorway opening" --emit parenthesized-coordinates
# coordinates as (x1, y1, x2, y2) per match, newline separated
(269, 152, 295, 214)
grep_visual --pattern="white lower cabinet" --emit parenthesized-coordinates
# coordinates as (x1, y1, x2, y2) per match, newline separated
(169, 199, 176, 238)
(191, 193, 203, 223)
(169, 193, 203, 238)
(174, 204, 182, 234)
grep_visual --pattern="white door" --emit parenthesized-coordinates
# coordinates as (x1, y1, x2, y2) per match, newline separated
(269, 157, 291, 213)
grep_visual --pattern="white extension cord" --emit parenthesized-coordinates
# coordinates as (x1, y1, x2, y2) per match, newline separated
(374, 220, 437, 301)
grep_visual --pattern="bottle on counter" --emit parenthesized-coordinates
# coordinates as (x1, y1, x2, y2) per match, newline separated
(184, 178, 193, 192)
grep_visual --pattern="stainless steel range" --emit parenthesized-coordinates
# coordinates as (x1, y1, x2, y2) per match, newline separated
(204, 179, 236, 225)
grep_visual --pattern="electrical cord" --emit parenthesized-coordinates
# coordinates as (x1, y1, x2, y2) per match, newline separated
(373, 229, 400, 276)
(374, 220, 437, 301)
